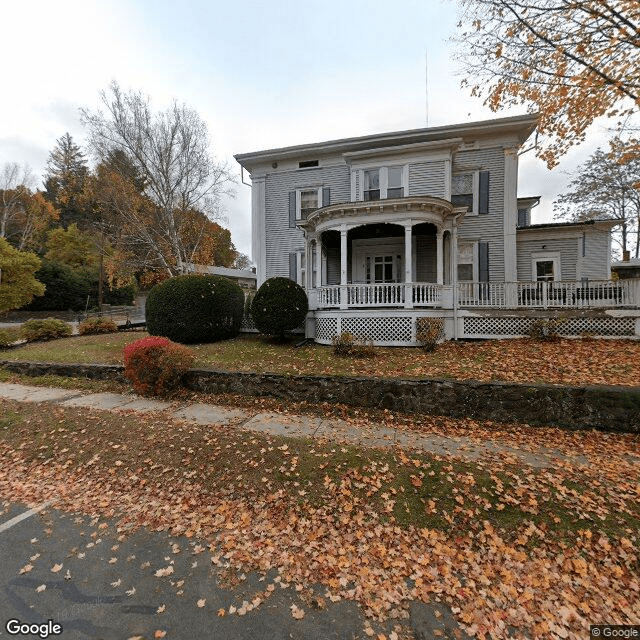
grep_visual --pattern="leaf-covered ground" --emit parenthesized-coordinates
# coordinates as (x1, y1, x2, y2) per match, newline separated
(0, 396, 638, 639)
(2, 332, 640, 387)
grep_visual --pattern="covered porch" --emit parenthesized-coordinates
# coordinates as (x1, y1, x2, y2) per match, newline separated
(298, 196, 463, 311)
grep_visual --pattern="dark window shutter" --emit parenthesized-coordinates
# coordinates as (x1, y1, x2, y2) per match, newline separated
(478, 242, 489, 282)
(478, 171, 489, 214)
(322, 186, 330, 207)
(289, 191, 296, 228)
(289, 252, 297, 281)
(517, 208, 528, 227)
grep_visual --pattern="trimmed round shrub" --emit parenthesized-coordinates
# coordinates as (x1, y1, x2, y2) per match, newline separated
(145, 274, 244, 344)
(20, 317, 73, 342)
(0, 327, 22, 348)
(123, 336, 195, 396)
(78, 316, 118, 335)
(251, 277, 308, 341)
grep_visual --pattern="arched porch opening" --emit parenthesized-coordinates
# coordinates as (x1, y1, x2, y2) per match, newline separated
(348, 223, 405, 286)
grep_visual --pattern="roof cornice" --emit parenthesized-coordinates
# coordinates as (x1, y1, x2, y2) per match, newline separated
(235, 113, 538, 169)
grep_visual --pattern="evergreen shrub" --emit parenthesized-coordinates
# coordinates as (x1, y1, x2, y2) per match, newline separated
(145, 274, 244, 344)
(251, 277, 308, 341)
(20, 318, 73, 342)
(123, 336, 195, 396)
(78, 317, 118, 335)
(26, 260, 93, 311)
(0, 327, 21, 348)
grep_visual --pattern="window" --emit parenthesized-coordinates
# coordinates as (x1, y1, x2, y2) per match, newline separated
(299, 160, 318, 168)
(457, 264, 473, 281)
(358, 166, 406, 201)
(300, 189, 318, 219)
(288, 251, 306, 286)
(451, 170, 489, 214)
(387, 166, 404, 198)
(365, 254, 401, 283)
(457, 242, 476, 281)
(289, 187, 330, 227)
(451, 173, 474, 210)
(532, 253, 560, 282)
(536, 260, 554, 282)
(363, 169, 380, 201)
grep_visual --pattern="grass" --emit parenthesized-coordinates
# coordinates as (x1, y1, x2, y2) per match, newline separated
(1, 399, 637, 544)
(2, 331, 640, 387)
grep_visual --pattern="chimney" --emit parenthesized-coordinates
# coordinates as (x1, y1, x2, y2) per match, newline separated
(623, 250, 630, 262)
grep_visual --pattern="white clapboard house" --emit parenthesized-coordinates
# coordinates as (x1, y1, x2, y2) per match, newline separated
(235, 114, 640, 345)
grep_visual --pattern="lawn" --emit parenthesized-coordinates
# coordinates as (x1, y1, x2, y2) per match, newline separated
(0, 398, 638, 637)
(2, 331, 640, 387)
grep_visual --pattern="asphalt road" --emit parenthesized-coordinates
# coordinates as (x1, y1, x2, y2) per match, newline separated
(0, 502, 393, 640)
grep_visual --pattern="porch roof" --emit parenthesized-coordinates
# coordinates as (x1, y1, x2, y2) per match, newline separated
(297, 195, 466, 233)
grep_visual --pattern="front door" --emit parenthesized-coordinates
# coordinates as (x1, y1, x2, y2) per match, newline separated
(366, 254, 399, 283)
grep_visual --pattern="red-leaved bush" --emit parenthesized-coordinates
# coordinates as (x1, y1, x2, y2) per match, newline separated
(123, 336, 195, 396)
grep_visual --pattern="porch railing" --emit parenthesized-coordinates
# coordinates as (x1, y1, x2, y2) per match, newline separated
(317, 285, 341, 308)
(347, 283, 404, 306)
(457, 280, 638, 309)
(412, 283, 442, 306)
(314, 280, 639, 310)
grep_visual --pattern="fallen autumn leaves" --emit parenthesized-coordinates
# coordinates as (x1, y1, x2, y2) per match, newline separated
(0, 399, 638, 639)
(3, 333, 640, 387)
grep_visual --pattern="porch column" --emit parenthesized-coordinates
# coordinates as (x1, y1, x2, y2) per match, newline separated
(404, 222, 413, 309)
(306, 237, 316, 310)
(314, 238, 322, 289)
(340, 226, 348, 310)
(436, 231, 444, 285)
(305, 237, 312, 290)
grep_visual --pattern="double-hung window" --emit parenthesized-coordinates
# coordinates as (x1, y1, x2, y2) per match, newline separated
(299, 189, 319, 219)
(457, 242, 476, 281)
(451, 173, 475, 211)
(387, 166, 404, 198)
(363, 170, 380, 201)
(362, 166, 405, 201)
(289, 187, 330, 228)
(451, 170, 490, 215)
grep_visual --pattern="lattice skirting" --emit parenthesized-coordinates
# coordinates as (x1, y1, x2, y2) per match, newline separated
(341, 317, 413, 343)
(315, 317, 338, 343)
(240, 316, 258, 332)
(462, 315, 636, 338)
(314, 314, 440, 346)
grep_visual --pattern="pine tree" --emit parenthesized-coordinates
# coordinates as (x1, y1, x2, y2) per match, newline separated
(43, 133, 89, 228)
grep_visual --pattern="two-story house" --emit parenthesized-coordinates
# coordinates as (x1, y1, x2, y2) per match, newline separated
(236, 114, 639, 344)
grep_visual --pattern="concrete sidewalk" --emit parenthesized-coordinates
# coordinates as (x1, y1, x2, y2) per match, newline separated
(0, 382, 576, 468)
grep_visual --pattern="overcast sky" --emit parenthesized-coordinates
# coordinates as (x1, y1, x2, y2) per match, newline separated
(0, 0, 615, 261)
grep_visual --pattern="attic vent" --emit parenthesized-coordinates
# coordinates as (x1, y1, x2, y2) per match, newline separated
(299, 160, 319, 168)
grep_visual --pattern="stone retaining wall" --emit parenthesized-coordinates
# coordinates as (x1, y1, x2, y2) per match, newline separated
(1, 360, 638, 433)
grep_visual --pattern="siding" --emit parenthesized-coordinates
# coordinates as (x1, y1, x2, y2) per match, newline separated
(455, 147, 506, 282)
(415, 234, 436, 282)
(516, 234, 579, 281)
(581, 230, 611, 280)
(264, 164, 351, 279)
(409, 161, 446, 197)
(326, 247, 340, 285)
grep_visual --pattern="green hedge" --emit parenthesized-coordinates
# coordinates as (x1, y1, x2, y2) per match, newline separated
(20, 318, 73, 342)
(251, 277, 308, 340)
(145, 274, 244, 344)
(25, 260, 137, 311)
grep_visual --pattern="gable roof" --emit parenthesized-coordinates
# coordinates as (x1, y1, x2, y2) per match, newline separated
(235, 113, 538, 169)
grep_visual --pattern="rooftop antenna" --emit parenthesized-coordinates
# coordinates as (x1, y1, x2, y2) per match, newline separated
(425, 49, 429, 127)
